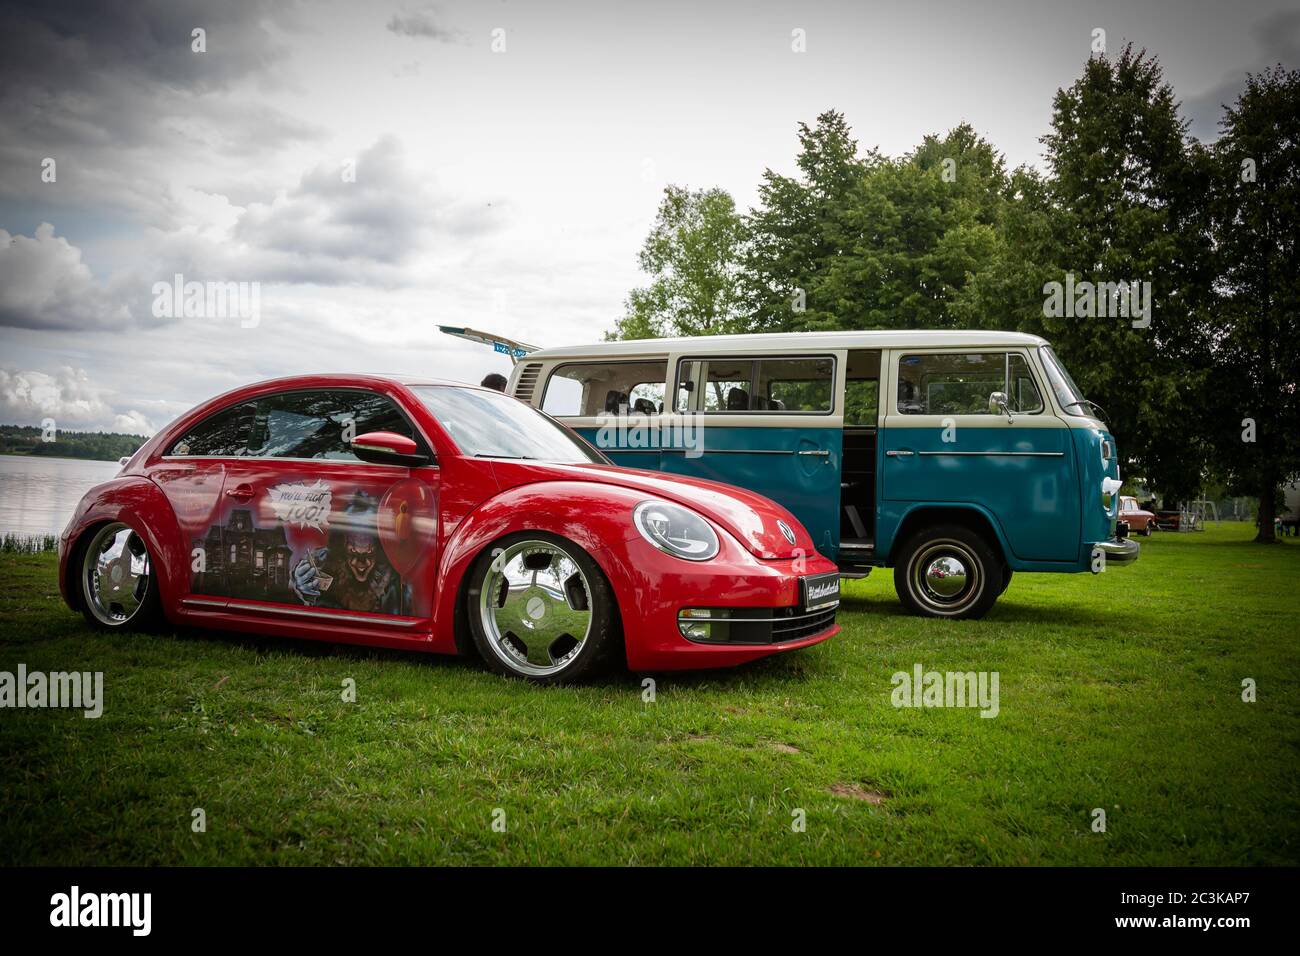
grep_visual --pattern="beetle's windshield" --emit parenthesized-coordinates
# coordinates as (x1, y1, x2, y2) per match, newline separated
(1039, 346, 1091, 418)
(411, 385, 606, 463)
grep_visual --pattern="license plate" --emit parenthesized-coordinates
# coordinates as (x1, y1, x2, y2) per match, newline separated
(801, 572, 841, 612)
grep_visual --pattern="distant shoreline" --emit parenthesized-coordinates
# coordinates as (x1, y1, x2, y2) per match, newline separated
(0, 452, 126, 465)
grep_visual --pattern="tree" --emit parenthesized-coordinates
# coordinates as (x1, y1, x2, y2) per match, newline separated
(742, 111, 879, 330)
(812, 124, 1008, 331)
(1206, 65, 1300, 542)
(1034, 45, 1215, 501)
(608, 185, 747, 340)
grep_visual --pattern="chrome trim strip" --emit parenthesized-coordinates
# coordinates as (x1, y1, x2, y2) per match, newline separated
(916, 450, 1065, 457)
(181, 597, 226, 609)
(678, 608, 839, 623)
(183, 597, 422, 628)
(161, 455, 438, 468)
(660, 448, 794, 456)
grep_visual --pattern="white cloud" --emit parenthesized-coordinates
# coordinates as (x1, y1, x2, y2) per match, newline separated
(0, 367, 156, 434)
(0, 224, 139, 330)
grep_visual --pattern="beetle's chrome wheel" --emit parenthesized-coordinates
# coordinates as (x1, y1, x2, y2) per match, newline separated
(478, 539, 593, 678)
(82, 523, 152, 626)
(909, 540, 981, 614)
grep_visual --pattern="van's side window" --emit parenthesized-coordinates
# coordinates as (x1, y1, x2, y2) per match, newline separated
(543, 361, 668, 416)
(1007, 354, 1044, 412)
(896, 353, 1043, 415)
(676, 357, 834, 413)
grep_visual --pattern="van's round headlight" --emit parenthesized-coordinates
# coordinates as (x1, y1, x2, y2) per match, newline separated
(633, 500, 720, 561)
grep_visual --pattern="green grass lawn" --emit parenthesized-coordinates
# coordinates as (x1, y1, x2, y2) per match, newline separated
(1, 523, 1296, 866)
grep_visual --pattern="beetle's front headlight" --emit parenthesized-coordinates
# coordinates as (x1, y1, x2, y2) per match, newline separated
(633, 500, 720, 561)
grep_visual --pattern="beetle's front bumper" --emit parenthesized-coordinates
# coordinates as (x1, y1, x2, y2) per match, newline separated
(606, 536, 841, 670)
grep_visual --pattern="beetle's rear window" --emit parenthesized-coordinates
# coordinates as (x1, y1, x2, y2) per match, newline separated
(169, 402, 255, 457)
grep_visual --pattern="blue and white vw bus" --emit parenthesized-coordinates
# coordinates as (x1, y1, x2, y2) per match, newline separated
(507, 330, 1137, 618)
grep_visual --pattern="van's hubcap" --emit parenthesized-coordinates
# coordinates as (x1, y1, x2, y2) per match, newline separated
(479, 540, 592, 677)
(911, 540, 981, 613)
(83, 523, 151, 625)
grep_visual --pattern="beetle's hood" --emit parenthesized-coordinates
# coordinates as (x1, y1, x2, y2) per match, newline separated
(485, 460, 815, 560)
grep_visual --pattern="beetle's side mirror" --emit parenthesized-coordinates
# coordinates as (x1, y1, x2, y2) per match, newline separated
(351, 431, 434, 467)
(988, 391, 1014, 424)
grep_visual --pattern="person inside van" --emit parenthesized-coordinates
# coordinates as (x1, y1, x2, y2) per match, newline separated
(481, 373, 507, 392)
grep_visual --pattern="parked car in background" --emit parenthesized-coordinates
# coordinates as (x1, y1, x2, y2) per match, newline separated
(59, 375, 841, 684)
(508, 329, 1138, 620)
(1119, 496, 1157, 536)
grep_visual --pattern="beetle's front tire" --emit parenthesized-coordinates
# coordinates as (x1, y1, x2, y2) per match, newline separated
(77, 522, 163, 632)
(893, 524, 1004, 620)
(465, 532, 621, 685)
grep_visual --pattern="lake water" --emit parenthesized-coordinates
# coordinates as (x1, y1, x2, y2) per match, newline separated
(0, 455, 125, 537)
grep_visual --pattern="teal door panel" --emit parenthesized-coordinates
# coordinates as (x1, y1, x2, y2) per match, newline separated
(586, 446, 662, 471)
(880, 426, 1079, 562)
(578, 424, 843, 561)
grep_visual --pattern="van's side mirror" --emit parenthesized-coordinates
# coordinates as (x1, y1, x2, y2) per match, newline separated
(351, 431, 433, 467)
(988, 391, 1014, 424)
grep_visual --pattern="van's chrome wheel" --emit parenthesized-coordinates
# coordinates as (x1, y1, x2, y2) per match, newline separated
(894, 525, 1004, 620)
(478, 539, 593, 678)
(82, 523, 152, 626)
(912, 541, 977, 612)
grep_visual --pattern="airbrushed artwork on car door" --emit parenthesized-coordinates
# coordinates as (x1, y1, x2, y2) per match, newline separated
(189, 473, 437, 617)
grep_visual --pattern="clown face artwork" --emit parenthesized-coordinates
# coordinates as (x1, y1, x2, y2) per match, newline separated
(289, 492, 410, 615)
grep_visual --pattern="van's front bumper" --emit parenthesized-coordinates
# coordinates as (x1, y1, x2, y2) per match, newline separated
(1093, 537, 1140, 567)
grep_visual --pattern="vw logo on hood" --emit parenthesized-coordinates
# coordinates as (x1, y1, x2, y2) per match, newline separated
(777, 520, 796, 545)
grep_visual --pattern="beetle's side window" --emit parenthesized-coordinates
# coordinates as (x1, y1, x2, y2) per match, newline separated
(169, 402, 255, 456)
(896, 353, 1043, 415)
(245, 390, 419, 461)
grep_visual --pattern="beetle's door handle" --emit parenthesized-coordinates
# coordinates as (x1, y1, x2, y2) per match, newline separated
(225, 483, 254, 501)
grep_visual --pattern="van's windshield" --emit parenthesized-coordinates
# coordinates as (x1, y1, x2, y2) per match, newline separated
(1039, 346, 1097, 419)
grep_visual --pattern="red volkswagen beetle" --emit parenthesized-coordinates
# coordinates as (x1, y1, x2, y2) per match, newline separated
(59, 375, 840, 683)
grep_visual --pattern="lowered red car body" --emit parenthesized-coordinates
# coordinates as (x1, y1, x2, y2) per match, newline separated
(59, 374, 840, 683)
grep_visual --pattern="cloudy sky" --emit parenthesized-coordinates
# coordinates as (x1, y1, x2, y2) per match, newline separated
(0, 0, 1295, 434)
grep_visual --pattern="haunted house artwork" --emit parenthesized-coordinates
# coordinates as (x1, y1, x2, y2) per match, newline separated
(192, 508, 294, 602)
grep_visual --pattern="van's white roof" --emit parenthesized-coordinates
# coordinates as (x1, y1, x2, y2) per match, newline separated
(528, 329, 1046, 359)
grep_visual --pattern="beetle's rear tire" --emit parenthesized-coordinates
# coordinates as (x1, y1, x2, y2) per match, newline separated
(466, 532, 621, 685)
(78, 522, 163, 632)
(893, 524, 1004, 620)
